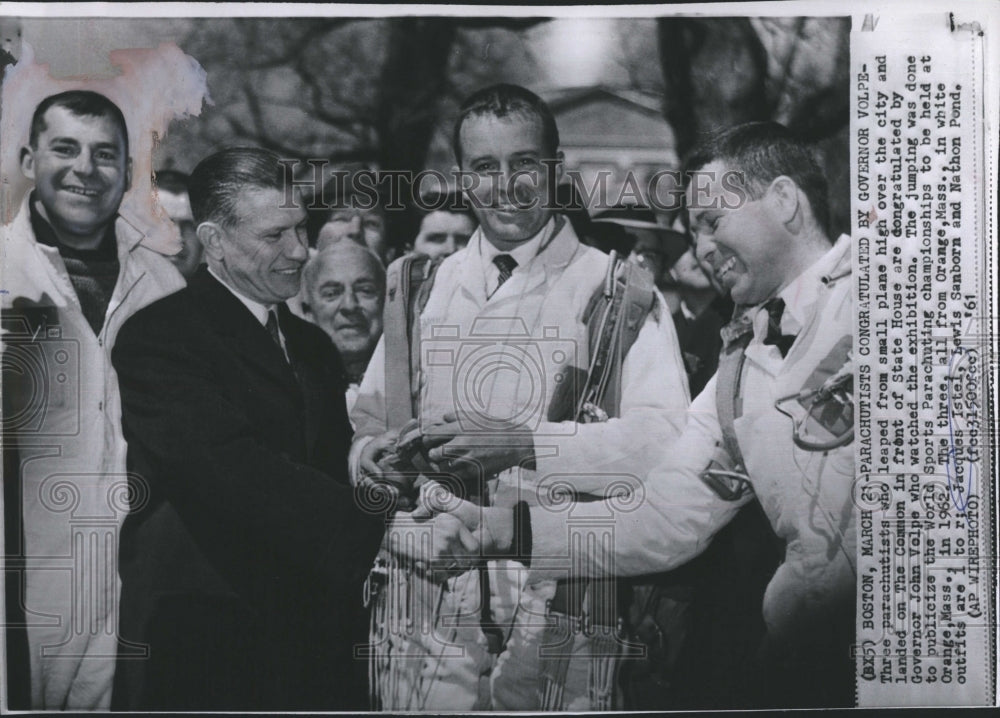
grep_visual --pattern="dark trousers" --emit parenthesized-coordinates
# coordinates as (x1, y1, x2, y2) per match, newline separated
(112, 594, 368, 711)
(3, 439, 30, 709)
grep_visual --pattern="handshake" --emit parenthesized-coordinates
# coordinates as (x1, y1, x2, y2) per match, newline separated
(357, 412, 537, 509)
(356, 414, 531, 575)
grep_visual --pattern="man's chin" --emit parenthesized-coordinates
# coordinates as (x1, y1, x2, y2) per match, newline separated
(481, 218, 548, 247)
(333, 336, 374, 355)
(52, 213, 115, 237)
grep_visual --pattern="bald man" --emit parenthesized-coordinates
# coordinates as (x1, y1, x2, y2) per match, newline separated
(302, 243, 385, 409)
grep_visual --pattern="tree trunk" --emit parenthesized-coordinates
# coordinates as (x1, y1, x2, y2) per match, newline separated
(374, 18, 458, 251)
(657, 17, 770, 159)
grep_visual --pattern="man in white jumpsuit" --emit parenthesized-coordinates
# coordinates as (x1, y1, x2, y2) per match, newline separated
(352, 84, 690, 709)
(412, 121, 857, 708)
(2, 91, 183, 709)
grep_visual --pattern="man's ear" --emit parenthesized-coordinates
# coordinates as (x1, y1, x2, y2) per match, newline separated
(20, 145, 35, 181)
(301, 301, 312, 317)
(125, 157, 133, 193)
(198, 222, 226, 261)
(767, 175, 800, 226)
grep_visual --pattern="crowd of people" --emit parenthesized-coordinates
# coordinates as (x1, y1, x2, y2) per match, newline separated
(2, 82, 856, 712)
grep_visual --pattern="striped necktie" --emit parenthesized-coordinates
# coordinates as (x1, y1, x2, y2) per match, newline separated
(493, 254, 517, 291)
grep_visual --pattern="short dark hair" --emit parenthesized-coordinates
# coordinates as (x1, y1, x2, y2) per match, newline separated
(29, 90, 129, 153)
(684, 121, 830, 236)
(153, 169, 190, 196)
(451, 84, 560, 166)
(188, 147, 294, 228)
(417, 189, 474, 219)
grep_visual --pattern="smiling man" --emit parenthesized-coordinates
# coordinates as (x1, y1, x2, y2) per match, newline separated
(109, 147, 385, 710)
(2, 91, 184, 710)
(352, 84, 689, 710)
(417, 121, 857, 709)
(302, 241, 385, 409)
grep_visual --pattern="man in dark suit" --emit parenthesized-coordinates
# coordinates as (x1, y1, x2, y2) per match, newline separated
(110, 147, 385, 710)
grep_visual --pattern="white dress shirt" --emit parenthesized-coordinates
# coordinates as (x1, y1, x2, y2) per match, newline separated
(208, 266, 288, 357)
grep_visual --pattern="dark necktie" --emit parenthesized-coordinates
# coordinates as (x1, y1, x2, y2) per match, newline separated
(265, 309, 284, 354)
(493, 254, 518, 291)
(763, 297, 796, 358)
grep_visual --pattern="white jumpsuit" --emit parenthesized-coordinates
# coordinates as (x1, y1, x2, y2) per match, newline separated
(352, 216, 690, 709)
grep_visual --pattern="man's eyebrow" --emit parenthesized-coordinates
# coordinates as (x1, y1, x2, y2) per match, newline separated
(47, 136, 81, 145)
(261, 221, 299, 234)
(467, 153, 496, 166)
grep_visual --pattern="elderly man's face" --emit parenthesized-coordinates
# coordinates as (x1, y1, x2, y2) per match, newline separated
(307, 252, 384, 363)
(687, 160, 787, 305)
(21, 106, 130, 243)
(160, 189, 203, 279)
(214, 187, 309, 305)
(317, 206, 387, 260)
(459, 113, 560, 251)
(413, 210, 476, 259)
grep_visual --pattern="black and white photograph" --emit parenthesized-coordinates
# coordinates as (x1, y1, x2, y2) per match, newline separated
(0, 2, 996, 713)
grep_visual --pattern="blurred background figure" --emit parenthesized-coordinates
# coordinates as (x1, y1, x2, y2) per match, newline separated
(307, 174, 395, 265)
(409, 189, 476, 259)
(554, 181, 598, 248)
(591, 204, 687, 287)
(665, 245, 732, 398)
(302, 242, 385, 410)
(155, 169, 203, 279)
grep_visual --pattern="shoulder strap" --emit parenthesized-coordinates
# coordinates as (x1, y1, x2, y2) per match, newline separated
(579, 253, 657, 420)
(714, 311, 755, 474)
(381, 254, 444, 429)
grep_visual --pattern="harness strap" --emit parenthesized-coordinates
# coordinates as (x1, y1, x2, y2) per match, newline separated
(383, 256, 417, 428)
(701, 310, 755, 501)
(717, 330, 753, 468)
(579, 253, 657, 420)
(383, 254, 441, 429)
(542, 254, 657, 708)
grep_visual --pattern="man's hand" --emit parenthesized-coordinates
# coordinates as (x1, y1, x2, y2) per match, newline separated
(423, 412, 536, 482)
(385, 511, 481, 577)
(358, 430, 398, 478)
(411, 480, 480, 528)
(357, 430, 422, 508)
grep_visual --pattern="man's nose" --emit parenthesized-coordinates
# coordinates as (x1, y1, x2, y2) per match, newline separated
(344, 216, 363, 240)
(339, 289, 358, 311)
(694, 235, 714, 264)
(72, 149, 96, 175)
(285, 231, 309, 262)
